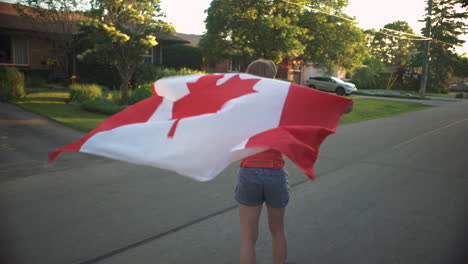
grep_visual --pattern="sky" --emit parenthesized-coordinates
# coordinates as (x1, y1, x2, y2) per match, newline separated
(1, 0, 467, 54)
(160, 0, 468, 55)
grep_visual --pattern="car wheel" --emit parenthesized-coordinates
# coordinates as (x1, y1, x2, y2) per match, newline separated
(335, 87, 345, 96)
(309, 84, 316, 89)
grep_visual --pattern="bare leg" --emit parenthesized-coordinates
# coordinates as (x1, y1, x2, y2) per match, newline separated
(266, 205, 287, 264)
(238, 204, 263, 264)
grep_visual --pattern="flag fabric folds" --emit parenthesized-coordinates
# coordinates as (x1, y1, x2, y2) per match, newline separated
(50, 73, 352, 181)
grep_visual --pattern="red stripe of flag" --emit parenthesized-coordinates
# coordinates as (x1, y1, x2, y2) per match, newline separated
(245, 83, 352, 180)
(49, 94, 164, 162)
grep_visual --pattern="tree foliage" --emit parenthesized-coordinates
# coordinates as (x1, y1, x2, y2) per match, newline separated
(200, 0, 366, 72)
(366, 21, 417, 65)
(425, 0, 467, 89)
(350, 57, 386, 89)
(200, 0, 308, 63)
(77, 0, 173, 104)
(298, 1, 367, 72)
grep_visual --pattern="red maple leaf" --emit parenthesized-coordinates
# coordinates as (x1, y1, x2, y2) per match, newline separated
(167, 74, 260, 138)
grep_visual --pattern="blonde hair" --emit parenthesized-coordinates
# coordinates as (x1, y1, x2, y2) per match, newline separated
(246, 59, 277, 78)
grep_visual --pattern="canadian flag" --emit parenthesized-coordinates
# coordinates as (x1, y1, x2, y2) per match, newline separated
(50, 73, 352, 181)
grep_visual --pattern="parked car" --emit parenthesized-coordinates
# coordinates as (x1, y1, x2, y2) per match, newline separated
(448, 82, 468, 92)
(306, 76, 357, 96)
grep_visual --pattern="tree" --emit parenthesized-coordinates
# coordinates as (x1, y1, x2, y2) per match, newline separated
(350, 57, 386, 89)
(78, 0, 173, 104)
(452, 54, 468, 78)
(367, 21, 417, 65)
(200, 0, 366, 73)
(298, 1, 367, 72)
(425, 0, 467, 89)
(14, 0, 90, 77)
(457, 0, 468, 7)
(200, 0, 308, 63)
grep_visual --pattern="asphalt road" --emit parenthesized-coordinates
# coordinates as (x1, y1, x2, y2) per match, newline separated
(1, 98, 467, 264)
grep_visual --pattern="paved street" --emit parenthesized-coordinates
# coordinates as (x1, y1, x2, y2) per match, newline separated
(1, 98, 468, 264)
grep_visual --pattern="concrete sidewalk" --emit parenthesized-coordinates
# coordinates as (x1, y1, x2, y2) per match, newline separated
(1, 100, 468, 264)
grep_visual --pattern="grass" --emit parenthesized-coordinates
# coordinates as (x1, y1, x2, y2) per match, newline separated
(15, 90, 434, 132)
(340, 97, 433, 125)
(16, 90, 108, 132)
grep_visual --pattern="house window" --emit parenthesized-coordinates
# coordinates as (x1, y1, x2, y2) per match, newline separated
(292, 64, 302, 71)
(152, 45, 162, 65)
(142, 47, 153, 64)
(0, 35, 12, 64)
(0, 35, 29, 65)
(229, 57, 240, 72)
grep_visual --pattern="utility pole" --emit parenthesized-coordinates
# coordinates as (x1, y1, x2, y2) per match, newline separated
(419, 0, 433, 97)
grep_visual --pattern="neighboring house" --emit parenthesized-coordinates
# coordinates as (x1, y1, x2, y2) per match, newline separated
(214, 55, 249, 73)
(0, 2, 189, 79)
(173, 33, 244, 73)
(0, 2, 80, 79)
(149, 33, 190, 65)
(174, 32, 201, 47)
(278, 59, 346, 85)
(304, 62, 346, 82)
(209, 54, 346, 83)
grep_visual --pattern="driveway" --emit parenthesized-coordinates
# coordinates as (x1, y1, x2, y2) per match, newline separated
(0, 102, 109, 181)
(1, 100, 468, 264)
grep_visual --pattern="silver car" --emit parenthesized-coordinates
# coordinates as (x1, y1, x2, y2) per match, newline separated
(306, 76, 357, 96)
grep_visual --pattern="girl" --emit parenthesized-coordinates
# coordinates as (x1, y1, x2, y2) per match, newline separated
(235, 58, 289, 264)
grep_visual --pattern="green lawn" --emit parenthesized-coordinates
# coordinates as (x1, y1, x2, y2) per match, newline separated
(15, 90, 433, 132)
(16, 90, 108, 132)
(340, 97, 432, 125)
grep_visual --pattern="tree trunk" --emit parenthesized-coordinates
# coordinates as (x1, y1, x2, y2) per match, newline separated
(116, 63, 133, 105)
(120, 75, 131, 105)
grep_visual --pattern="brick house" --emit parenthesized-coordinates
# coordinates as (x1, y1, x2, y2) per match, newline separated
(0, 2, 78, 78)
(214, 55, 249, 73)
(208, 53, 345, 84)
(0, 2, 189, 80)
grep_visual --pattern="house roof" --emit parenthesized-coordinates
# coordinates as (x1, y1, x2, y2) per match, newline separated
(157, 32, 190, 45)
(174, 33, 202, 47)
(0, 2, 190, 45)
(0, 2, 82, 34)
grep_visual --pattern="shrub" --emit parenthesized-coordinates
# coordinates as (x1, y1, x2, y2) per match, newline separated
(134, 63, 162, 85)
(0, 70, 8, 101)
(351, 58, 386, 90)
(69, 83, 102, 102)
(106, 90, 122, 104)
(76, 60, 121, 89)
(134, 66, 205, 87)
(351, 67, 378, 89)
(80, 97, 126, 115)
(129, 84, 153, 104)
(22, 68, 50, 89)
(0, 67, 25, 101)
(154, 67, 204, 80)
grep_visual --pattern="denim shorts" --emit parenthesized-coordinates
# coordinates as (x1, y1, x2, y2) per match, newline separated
(235, 167, 290, 208)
